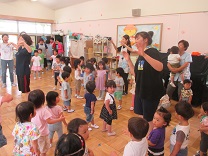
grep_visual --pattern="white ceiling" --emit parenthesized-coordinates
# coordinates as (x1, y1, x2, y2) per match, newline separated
(0, 0, 92, 10)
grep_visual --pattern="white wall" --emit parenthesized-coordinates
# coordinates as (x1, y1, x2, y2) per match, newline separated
(0, 0, 54, 20)
(55, 0, 208, 23)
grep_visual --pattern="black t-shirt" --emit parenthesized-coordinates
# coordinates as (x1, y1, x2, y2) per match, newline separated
(84, 93, 97, 108)
(16, 47, 31, 76)
(117, 46, 131, 55)
(134, 48, 164, 100)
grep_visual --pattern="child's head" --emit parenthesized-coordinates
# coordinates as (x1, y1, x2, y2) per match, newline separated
(38, 48, 42, 53)
(34, 50, 38, 56)
(116, 67, 124, 77)
(60, 56, 65, 64)
(106, 80, 116, 94)
(63, 66, 72, 74)
(56, 55, 61, 63)
(86, 81, 96, 94)
(67, 118, 89, 140)
(74, 59, 81, 69)
(46, 91, 59, 109)
(97, 61, 106, 70)
(128, 117, 149, 140)
(62, 71, 70, 81)
(102, 57, 108, 64)
(170, 46, 179, 54)
(153, 107, 171, 128)
(80, 56, 84, 65)
(15, 101, 35, 123)
(90, 58, 96, 64)
(28, 89, 45, 109)
(175, 101, 194, 121)
(55, 133, 85, 156)
(85, 63, 94, 73)
(53, 49, 58, 55)
(201, 102, 208, 115)
(183, 79, 192, 89)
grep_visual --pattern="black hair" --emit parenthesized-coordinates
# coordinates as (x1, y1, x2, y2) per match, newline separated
(106, 80, 116, 88)
(102, 57, 108, 64)
(123, 35, 131, 47)
(60, 56, 65, 63)
(175, 101, 194, 120)
(128, 117, 149, 140)
(116, 67, 124, 77)
(156, 107, 172, 127)
(202, 102, 208, 112)
(63, 66, 72, 74)
(178, 40, 189, 51)
(135, 31, 153, 46)
(170, 46, 179, 54)
(28, 89, 45, 109)
(15, 101, 35, 123)
(53, 49, 58, 53)
(34, 50, 38, 54)
(62, 71, 70, 80)
(80, 56, 84, 61)
(56, 38, 62, 42)
(85, 63, 94, 72)
(2, 34, 8, 38)
(97, 61, 106, 70)
(39, 38, 44, 42)
(50, 37, 54, 41)
(45, 40, 50, 44)
(86, 81, 96, 94)
(90, 58, 96, 64)
(46, 91, 59, 109)
(148, 31, 154, 38)
(183, 79, 192, 85)
(64, 57, 70, 66)
(56, 55, 61, 59)
(67, 118, 88, 133)
(20, 32, 33, 46)
(55, 133, 85, 156)
(38, 48, 42, 52)
(74, 59, 81, 69)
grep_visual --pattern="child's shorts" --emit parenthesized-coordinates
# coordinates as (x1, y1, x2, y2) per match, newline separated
(64, 99, 71, 106)
(38, 135, 50, 153)
(75, 79, 81, 91)
(114, 91, 122, 100)
(0, 125, 7, 148)
(84, 106, 94, 122)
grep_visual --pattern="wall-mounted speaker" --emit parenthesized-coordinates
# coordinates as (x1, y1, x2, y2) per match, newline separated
(132, 9, 141, 17)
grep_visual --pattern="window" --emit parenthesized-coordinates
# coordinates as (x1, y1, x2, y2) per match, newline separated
(0, 20, 18, 33)
(0, 35, 18, 44)
(19, 22, 51, 34)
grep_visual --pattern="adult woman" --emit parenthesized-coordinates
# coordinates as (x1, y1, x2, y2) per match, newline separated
(123, 31, 164, 132)
(56, 38, 64, 56)
(16, 32, 32, 93)
(111, 35, 131, 96)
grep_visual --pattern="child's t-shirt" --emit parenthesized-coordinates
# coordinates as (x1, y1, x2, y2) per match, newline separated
(148, 127, 165, 149)
(51, 55, 57, 64)
(38, 53, 44, 64)
(61, 81, 71, 101)
(31, 107, 52, 136)
(53, 63, 62, 73)
(200, 116, 208, 126)
(181, 88, 193, 98)
(12, 122, 40, 156)
(170, 124, 190, 149)
(85, 93, 97, 109)
(46, 105, 62, 119)
(75, 69, 82, 80)
(105, 92, 114, 105)
(123, 138, 148, 156)
(32, 56, 41, 66)
(83, 73, 94, 88)
(168, 54, 180, 64)
(114, 76, 124, 92)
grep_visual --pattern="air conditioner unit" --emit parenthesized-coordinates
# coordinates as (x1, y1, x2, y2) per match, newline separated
(132, 9, 141, 17)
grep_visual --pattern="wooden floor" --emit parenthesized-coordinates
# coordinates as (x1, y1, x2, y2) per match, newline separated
(0, 70, 202, 156)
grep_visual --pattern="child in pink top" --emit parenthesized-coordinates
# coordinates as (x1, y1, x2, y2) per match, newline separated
(46, 91, 67, 147)
(56, 39, 64, 55)
(29, 89, 65, 156)
(96, 61, 106, 100)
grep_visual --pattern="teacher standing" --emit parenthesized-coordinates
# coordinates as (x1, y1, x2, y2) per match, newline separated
(16, 32, 32, 93)
(123, 31, 164, 132)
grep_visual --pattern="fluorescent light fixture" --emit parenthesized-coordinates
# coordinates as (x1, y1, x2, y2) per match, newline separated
(31, 0, 37, 2)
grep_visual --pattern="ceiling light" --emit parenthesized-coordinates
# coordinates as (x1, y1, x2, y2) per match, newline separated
(31, 0, 37, 2)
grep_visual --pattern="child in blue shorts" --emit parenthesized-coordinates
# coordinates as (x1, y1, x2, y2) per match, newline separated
(84, 81, 99, 131)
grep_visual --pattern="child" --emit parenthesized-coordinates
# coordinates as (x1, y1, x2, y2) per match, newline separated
(83, 63, 95, 94)
(100, 80, 117, 136)
(114, 67, 124, 110)
(158, 94, 171, 109)
(12, 101, 40, 156)
(80, 56, 85, 71)
(0, 93, 13, 148)
(29, 89, 65, 156)
(148, 107, 171, 156)
(74, 59, 83, 99)
(96, 61, 106, 100)
(170, 101, 194, 156)
(168, 46, 184, 87)
(84, 81, 99, 131)
(31, 50, 42, 79)
(46, 91, 67, 147)
(50, 49, 58, 78)
(194, 102, 208, 156)
(179, 79, 193, 104)
(129, 74, 136, 111)
(61, 71, 74, 113)
(90, 57, 97, 70)
(55, 133, 86, 156)
(53, 55, 62, 90)
(67, 118, 94, 156)
(38, 48, 45, 73)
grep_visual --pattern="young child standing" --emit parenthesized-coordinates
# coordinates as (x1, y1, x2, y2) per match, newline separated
(53, 55, 62, 90)
(180, 79, 193, 104)
(38, 48, 45, 73)
(84, 81, 99, 131)
(50, 49, 58, 78)
(129, 74, 136, 111)
(13, 101, 40, 156)
(74, 59, 83, 99)
(29, 89, 65, 156)
(170, 101, 194, 156)
(61, 71, 74, 113)
(100, 80, 117, 136)
(83, 63, 95, 91)
(31, 50, 42, 79)
(148, 107, 171, 156)
(114, 67, 124, 110)
(46, 91, 67, 147)
(96, 61, 106, 100)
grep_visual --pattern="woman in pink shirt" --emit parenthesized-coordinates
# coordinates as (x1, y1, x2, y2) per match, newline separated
(56, 38, 64, 55)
